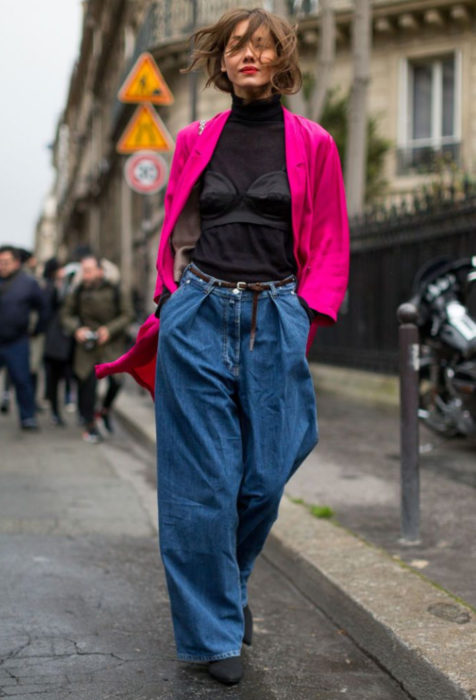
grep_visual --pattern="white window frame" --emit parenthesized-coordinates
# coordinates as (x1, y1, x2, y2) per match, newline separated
(398, 50, 461, 153)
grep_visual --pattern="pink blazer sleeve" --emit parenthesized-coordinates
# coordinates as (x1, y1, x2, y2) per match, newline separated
(301, 135, 350, 327)
(153, 125, 196, 302)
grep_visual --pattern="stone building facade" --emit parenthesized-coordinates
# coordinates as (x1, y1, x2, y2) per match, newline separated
(38, 0, 476, 314)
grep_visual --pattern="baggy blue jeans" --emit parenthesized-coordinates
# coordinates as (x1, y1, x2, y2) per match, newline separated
(155, 265, 318, 662)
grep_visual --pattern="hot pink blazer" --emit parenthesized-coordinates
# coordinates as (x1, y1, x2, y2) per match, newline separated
(96, 107, 349, 396)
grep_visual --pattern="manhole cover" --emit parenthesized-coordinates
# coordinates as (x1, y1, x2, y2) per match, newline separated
(427, 602, 471, 625)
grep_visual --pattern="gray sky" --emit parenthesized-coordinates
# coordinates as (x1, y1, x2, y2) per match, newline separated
(0, 1, 82, 250)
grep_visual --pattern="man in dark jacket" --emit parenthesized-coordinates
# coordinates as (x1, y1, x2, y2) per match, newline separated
(61, 255, 133, 443)
(0, 245, 48, 429)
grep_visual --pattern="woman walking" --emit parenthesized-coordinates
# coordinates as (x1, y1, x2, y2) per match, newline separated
(97, 6, 349, 685)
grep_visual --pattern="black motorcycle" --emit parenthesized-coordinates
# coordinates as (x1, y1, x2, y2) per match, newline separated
(410, 256, 476, 437)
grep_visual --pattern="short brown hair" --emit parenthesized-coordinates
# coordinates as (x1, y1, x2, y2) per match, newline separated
(0, 245, 21, 261)
(183, 7, 302, 95)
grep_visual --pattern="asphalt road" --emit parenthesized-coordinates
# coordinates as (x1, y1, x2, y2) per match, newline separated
(287, 390, 476, 608)
(0, 406, 411, 699)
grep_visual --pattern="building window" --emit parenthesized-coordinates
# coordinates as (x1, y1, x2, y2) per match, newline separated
(398, 53, 461, 174)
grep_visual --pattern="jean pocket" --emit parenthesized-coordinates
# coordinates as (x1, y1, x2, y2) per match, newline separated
(159, 284, 187, 324)
(290, 293, 311, 329)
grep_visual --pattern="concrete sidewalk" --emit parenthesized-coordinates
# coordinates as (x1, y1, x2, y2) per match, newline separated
(114, 366, 476, 700)
(0, 393, 413, 698)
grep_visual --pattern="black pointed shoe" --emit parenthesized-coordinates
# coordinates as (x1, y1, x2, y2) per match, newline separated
(243, 605, 253, 646)
(208, 656, 243, 685)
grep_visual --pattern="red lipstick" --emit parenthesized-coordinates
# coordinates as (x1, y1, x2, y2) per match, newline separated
(240, 67, 258, 74)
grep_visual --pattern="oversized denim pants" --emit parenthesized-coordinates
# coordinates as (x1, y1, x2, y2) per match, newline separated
(155, 265, 318, 662)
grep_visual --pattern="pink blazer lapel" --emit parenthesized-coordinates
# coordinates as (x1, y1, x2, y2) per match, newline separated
(283, 108, 306, 258)
(159, 111, 231, 291)
(169, 111, 231, 226)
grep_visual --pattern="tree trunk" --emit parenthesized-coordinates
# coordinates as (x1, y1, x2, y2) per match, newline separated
(287, 91, 308, 116)
(345, 0, 372, 217)
(310, 0, 336, 122)
(274, 0, 290, 17)
(275, 0, 335, 122)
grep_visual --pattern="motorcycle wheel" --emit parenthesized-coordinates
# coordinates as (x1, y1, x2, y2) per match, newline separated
(419, 383, 461, 438)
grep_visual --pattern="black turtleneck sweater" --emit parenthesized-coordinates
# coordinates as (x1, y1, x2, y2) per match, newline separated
(191, 94, 297, 282)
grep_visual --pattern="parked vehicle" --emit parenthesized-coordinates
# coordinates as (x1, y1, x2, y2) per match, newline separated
(411, 256, 476, 437)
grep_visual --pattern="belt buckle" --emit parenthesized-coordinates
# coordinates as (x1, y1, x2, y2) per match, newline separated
(236, 281, 247, 291)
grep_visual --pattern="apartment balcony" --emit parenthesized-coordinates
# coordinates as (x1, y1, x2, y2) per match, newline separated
(396, 140, 462, 176)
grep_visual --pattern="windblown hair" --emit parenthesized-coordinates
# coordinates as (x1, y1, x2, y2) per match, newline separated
(182, 7, 302, 95)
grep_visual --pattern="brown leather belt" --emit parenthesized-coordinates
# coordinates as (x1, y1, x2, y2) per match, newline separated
(189, 265, 295, 351)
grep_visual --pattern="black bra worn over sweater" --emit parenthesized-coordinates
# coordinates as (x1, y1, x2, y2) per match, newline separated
(191, 93, 297, 283)
(200, 169, 291, 231)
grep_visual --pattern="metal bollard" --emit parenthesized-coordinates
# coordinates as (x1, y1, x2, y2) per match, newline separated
(397, 302, 421, 544)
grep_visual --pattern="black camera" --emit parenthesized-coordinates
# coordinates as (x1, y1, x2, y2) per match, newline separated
(83, 330, 99, 351)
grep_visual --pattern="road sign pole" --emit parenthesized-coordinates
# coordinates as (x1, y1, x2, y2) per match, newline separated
(142, 195, 153, 311)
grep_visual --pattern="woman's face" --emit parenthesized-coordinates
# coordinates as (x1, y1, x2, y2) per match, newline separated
(221, 19, 277, 101)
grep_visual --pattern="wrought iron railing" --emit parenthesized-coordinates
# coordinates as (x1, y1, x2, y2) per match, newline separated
(141, 0, 264, 48)
(311, 191, 476, 373)
(137, 0, 319, 49)
(348, 175, 476, 243)
(396, 141, 461, 176)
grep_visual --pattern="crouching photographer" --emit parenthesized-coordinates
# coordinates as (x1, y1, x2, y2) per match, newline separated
(61, 255, 133, 443)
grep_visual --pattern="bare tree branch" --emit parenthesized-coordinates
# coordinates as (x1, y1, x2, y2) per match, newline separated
(310, 0, 336, 122)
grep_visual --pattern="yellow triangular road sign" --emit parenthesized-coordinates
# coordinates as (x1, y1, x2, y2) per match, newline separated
(118, 52, 174, 105)
(117, 104, 175, 153)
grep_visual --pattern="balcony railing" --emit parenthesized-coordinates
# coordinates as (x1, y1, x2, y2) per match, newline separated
(396, 141, 462, 176)
(138, 0, 319, 49)
(140, 0, 263, 48)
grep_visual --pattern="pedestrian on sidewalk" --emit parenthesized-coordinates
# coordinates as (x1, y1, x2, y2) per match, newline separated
(96, 7, 349, 685)
(42, 258, 74, 426)
(61, 254, 133, 443)
(0, 245, 48, 430)
(0, 368, 11, 414)
(19, 249, 45, 412)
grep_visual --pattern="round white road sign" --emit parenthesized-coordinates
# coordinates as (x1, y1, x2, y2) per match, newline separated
(124, 151, 168, 194)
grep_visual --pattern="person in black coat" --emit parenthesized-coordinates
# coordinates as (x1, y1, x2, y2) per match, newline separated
(42, 258, 74, 426)
(0, 245, 48, 429)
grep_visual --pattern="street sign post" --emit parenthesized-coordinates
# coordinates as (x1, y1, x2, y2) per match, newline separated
(116, 51, 175, 291)
(124, 151, 168, 195)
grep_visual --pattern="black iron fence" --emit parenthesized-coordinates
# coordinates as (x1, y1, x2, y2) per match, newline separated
(309, 184, 476, 373)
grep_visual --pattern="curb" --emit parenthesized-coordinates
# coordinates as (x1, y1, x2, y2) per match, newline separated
(265, 498, 476, 700)
(114, 389, 476, 700)
(309, 362, 399, 407)
(115, 387, 156, 452)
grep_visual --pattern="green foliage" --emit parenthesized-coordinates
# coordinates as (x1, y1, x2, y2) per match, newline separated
(289, 496, 335, 520)
(309, 505, 335, 519)
(309, 82, 392, 204)
(366, 115, 392, 202)
(301, 71, 316, 103)
(317, 88, 348, 155)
